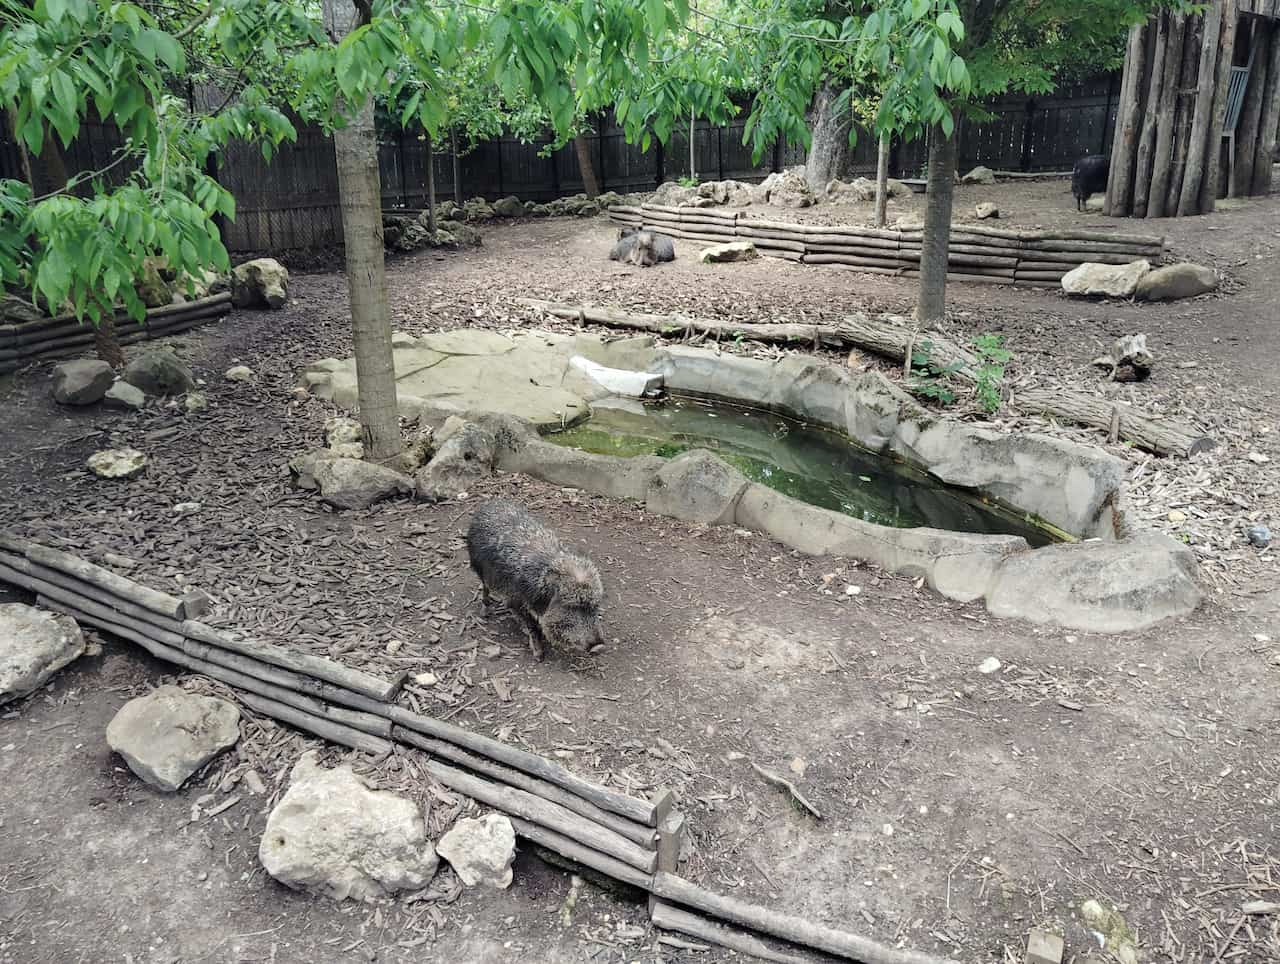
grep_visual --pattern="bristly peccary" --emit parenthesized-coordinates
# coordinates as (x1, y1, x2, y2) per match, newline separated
(609, 227, 675, 267)
(465, 498, 605, 660)
(1072, 155, 1109, 211)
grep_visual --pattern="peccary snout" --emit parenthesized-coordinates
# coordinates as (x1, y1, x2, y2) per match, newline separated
(465, 498, 605, 660)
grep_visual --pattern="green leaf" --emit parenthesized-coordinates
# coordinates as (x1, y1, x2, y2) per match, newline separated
(44, 0, 69, 23)
(645, 0, 665, 36)
(150, 31, 184, 72)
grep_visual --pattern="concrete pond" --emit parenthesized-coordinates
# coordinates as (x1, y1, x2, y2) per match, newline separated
(300, 327, 1201, 633)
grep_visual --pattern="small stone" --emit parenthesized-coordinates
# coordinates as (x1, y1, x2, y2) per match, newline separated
(881, 823, 894, 836)
(385, 640, 403, 655)
(0, 604, 86, 705)
(102, 379, 146, 410)
(325, 416, 364, 447)
(106, 685, 240, 792)
(328, 442, 364, 460)
(789, 757, 806, 776)
(1167, 510, 1187, 523)
(974, 202, 999, 219)
(978, 656, 1001, 675)
(243, 769, 267, 795)
(892, 693, 911, 710)
(698, 241, 758, 264)
(184, 391, 208, 413)
(1247, 524, 1270, 548)
(87, 448, 147, 480)
(1246, 451, 1270, 464)
(171, 502, 201, 516)
(1025, 927, 1065, 964)
(413, 672, 438, 687)
(844, 584, 861, 596)
(436, 813, 517, 888)
(52, 360, 114, 405)
(224, 365, 254, 382)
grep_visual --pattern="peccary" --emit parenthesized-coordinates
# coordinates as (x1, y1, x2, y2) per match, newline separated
(465, 498, 605, 660)
(609, 228, 675, 267)
(1072, 155, 1109, 211)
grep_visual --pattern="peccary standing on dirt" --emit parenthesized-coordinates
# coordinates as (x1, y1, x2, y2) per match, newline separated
(465, 498, 605, 660)
(1072, 155, 1109, 210)
(609, 227, 675, 267)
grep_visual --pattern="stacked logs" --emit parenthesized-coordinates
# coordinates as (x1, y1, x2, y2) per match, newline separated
(609, 205, 1164, 285)
(1107, 4, 1280, 217)
(0, 293, 232, 374)
(0, 535, 956, 964)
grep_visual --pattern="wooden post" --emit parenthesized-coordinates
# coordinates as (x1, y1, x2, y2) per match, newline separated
(1133, 13, 1169, 217)
(1167, 13, 1205, 214)
(717, 125, 725, 181)
(1106, 22, 1149, 216)
(597, 114, 607, 191)
(1252, 21, 1280, 196)
(1148, 13, 1187, 218)
(495, 136, 505, 197)
(1102, 72, 1118, 154)
(424, 132, 436, 232)
(654, 136, 664, 189)
(450, 128, 462, 204)
(1198, 1, 1238, 212)
(1177, 0, 1225, 216)
(1233, 20, 1269, 196)
(1019, 97, 1036, 172)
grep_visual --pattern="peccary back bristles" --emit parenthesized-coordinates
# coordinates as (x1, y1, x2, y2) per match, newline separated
(466, 498, 605, 658)
(1072, 155, 1109, 210)
(609, 228, 675, 266)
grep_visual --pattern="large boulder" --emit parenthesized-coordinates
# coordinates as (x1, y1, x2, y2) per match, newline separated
(231, 258, 289, 309)
(414, 419, 496, 502)
(311, 457, 414, 510)
(1135, 262, 1217, 301)
(752, 168, 815, 208)
(492, 195, 524, 218)
(697, 179, 754, 206)
(52, 360, 114, 405)
(646, 449, 749, 525)
(436, 814, 516, 888)
(462, 197, 494, 221)
(650, 181, 699, 206)
(122, 349, 194, 396)
(698, 241, 758, 264)
(1061, 260, 1152, 299)
(106, 685, 240, 791)
(259, 751, 438, 902)
(0, 604, 86, 705)
(438, 220, 482, 247)
(985, 533, 1202, 633)
(961, 165, 996, 185)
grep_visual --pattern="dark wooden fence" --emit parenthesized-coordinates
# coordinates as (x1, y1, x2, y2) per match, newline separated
(1, 75, 1120, 253)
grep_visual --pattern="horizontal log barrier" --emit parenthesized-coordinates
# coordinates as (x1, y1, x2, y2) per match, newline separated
(1015, 387, 1216, 457)
(610, 205, 1166, 284)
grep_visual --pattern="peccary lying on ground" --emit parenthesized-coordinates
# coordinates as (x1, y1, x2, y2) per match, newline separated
(465, 498, 605, 660)
(609, 227, 675, 266)
(1072, 155, 1109, 210)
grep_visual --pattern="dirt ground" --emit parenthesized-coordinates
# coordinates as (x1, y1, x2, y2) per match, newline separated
(2, 178, 1278, 964)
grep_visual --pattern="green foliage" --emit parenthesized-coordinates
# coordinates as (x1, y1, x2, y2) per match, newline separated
(677, 174, 699, 187)
(909, 339, 963, 406)
(971, 332, 1012, 414)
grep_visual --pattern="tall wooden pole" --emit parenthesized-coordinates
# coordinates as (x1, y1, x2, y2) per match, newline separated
(1252, 22, 1280, 196)
(1167, 14, 1205, 213)
(1198, 2, 1238, 212)
(1133, 13, 1169, 217)
(1148, 13, 1187, 218)
(1177, 0, 1225, 216)
(1233, 20, 1269, 196)
(1106, 22, 1149, 216)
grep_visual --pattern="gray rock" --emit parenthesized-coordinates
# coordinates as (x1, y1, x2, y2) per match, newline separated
(288, 448, 339, 491)
(529, 203, 552, 217)
(1247, 524, 1271, 548)
(224, 365, 254, 382)
(1061, 260, 1152, 299)
(436, 200, 461, 221)
(974, 202, 999, 219)
(492, 196, 524, 218)
(752, 168, 815, 208)
(698, 241, 758, 264)
(122, 349, 194, 395)
(231, 257, 289, 309)
(1135, 262, 1217, 301)
(985, 532, 1202, 633)
(576, 201, 600, 217)
(649, 181, 699, 206)
(52, 360, 114, 405)
(325, 416, 364, 447)
(463, 198, 494, 221)
(184, 391, 209, 413)
(436, 814, 516, 888)
(259, 751, 438, 901)
(0, 293, 44, 323)
(312, 457, 414, 510)
(102, 379, 146, 410)
(961, 165, 996, 185)
(414, 421, 496, 502)
(87, 447, 147, 479)
(106, 685, 240, 791)
(0, 604, 86, 705)
(438, 220, 482, 246)
(646, 449, 749, 525)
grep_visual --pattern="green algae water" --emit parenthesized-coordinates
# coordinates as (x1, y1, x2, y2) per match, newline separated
(549, 397, 1055, 547)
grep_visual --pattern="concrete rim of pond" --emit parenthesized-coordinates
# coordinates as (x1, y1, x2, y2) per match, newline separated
(300, 329, 1202, 634)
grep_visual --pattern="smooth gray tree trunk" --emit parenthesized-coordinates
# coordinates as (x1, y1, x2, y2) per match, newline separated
(803, 83, 851, 192)
(917, 126, 957, 322)
(874, 133, 890, 227)
(425, 131, 437, 232)
(323, 0, 401, 461)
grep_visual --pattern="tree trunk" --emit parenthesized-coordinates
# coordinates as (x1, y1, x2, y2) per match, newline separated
(1106, 22, 1149, 216)
(803, 82, 851, 193)
(93, 315, 125, 369)
(689, 113, 696, 180)
(1148, 13, 1187, 218)
(450, 129, 462, 204)
(916, 125, 957, 323)
(1177, 0, 1225, 216)
(425, 131, 437, 232)
(323, 0, 401, 462)
(1167, 14, 1204, 213)
(1233, 20, 1269, 196)
(574, 134, 601, 197)
(1132, 14, 1168, 217)
(1253, 22, 1280, 196)
(874, 133, 890, 227)
(1198, 0, 1238, 212)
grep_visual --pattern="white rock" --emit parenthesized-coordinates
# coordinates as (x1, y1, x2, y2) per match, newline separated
(260, 752, 438, 901)
(0, 604, 86, 705)
(172, 502, 202, 516)
(961, 165, 996, 185)
(698, 241, 759, 264)
(974, 202, 999, 219)
(325, 416, 364, 447)
(328, 441, 364, 460)
(102, 379, 146, 410)
(87, 447, 147, 479)
(224, 365, 254, 382)
(436, 813, 516, 888)
(231, 257, 289, 309)
(978, 656, 1002, 675)
(184, 391, 208, 413)
(106, 685, 240, 791)
(1061, 260, 1152, 299)
(568, 356, 663, 398)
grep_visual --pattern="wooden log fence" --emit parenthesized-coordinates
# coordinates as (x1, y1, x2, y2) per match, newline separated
(0, 535, 961, 964)
(0, 292, 232, 373)
(608, 205, 1164, 286)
